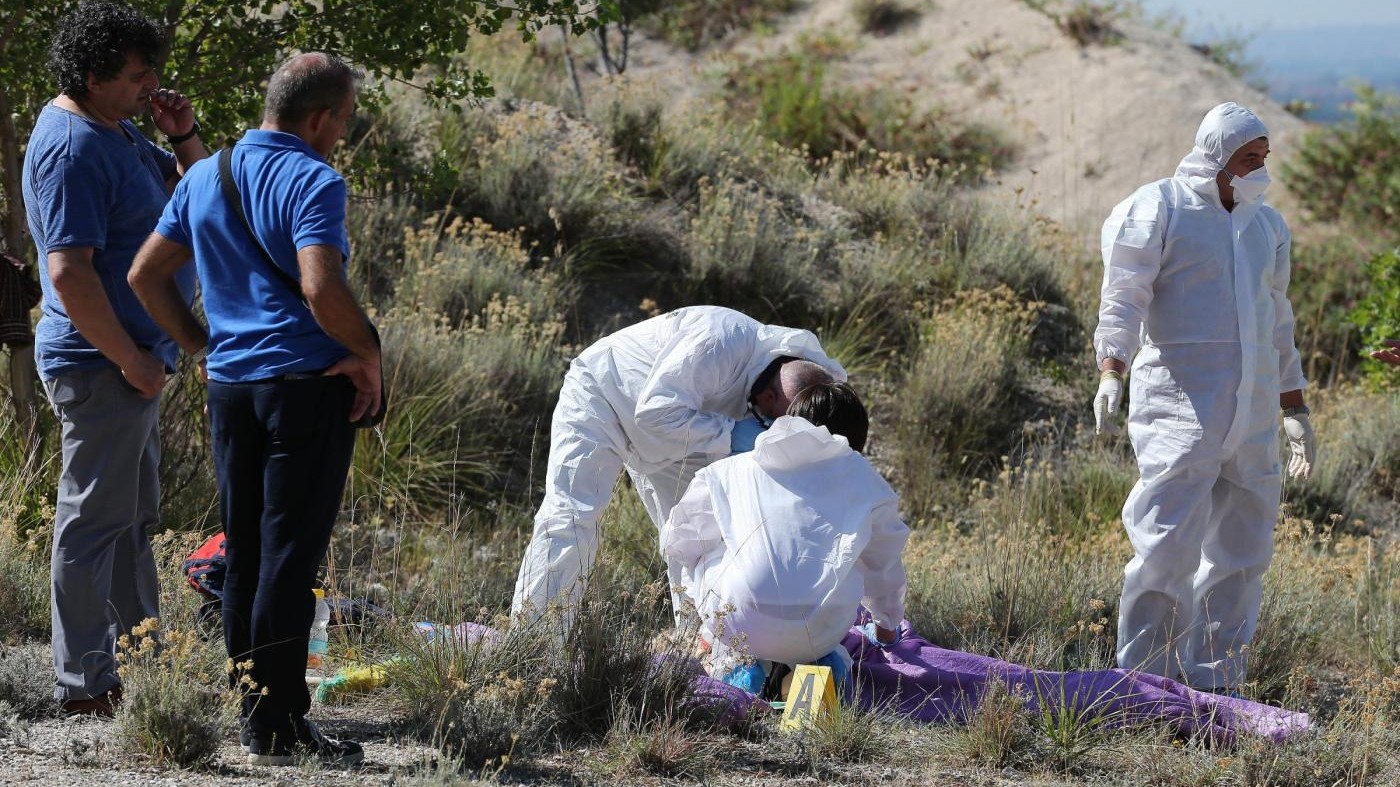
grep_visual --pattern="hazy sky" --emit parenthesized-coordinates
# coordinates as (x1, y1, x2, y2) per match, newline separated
(1136, 0, 1400, 32)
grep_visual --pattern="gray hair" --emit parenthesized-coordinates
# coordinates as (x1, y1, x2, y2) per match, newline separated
(263, 52, 360, 125)
(780, 359, 835, 400)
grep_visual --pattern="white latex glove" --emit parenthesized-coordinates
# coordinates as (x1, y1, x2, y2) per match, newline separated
(1283, 412, 1315, 481)
(1093, 371, 1123, 435)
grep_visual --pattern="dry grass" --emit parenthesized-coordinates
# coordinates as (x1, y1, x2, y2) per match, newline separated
(2, 34, 1397, 785)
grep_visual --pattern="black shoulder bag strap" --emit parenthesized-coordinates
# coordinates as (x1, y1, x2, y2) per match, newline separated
(217, 148, 306, 300)
(215, 147, 386, 427)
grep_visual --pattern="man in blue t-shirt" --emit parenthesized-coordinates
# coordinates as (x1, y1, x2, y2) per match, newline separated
(21, 1, 206, 718)
(130, 52, 375, 768)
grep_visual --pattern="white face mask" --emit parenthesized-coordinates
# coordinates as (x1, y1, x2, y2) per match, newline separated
(1228, 166, 1271, 203)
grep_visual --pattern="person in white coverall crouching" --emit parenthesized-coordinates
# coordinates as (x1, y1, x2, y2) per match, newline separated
(512, 305, 846, 623)
(663, 381, 908, 697)
(1093, 102, 1317, 692)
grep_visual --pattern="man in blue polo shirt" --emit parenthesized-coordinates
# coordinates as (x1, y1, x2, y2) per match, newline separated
(129, 52, 376, 767)
(22, 1, 205, 718)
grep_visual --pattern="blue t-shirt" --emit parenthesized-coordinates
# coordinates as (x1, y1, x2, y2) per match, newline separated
(22, 104, 193, 379)
(156, 130, 351, 383)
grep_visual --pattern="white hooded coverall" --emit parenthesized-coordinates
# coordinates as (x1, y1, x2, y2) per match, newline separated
(1095, 103, 1306, 689)
(662, 416, 909, 668)
(512, 306, 847, 620)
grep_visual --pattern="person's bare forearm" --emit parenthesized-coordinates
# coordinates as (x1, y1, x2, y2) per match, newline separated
(299, 246, 376, 359)
(129, 234, 206, 355)
(170, 136, 207, 177)
(307, 280, 376, 359)
(49, 249, 143, 366)
(137, 277, 206, 354)
(1280, 389, 1305, 409)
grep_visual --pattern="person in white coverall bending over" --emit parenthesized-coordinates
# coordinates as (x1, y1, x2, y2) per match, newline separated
(663, 381, 908, 697)
(512, 305, 846, 623)
(1093, 102, 1317, 692)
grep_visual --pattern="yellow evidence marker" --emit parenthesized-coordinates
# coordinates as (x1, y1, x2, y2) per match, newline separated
(780, 664, 839, 731)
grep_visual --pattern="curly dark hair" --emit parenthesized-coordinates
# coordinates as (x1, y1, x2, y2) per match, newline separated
(47, 1, 167, 97)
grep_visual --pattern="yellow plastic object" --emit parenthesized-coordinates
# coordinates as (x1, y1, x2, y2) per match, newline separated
(779, 664, 838, 731)
(313, 661, 391, 704)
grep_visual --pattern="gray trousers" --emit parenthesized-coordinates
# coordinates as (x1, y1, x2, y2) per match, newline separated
(43, 365, 161, 701)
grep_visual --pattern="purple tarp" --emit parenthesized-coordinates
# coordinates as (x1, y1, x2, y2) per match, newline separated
(689, 622, 1310, 744)
(434, 620, 1308, 742)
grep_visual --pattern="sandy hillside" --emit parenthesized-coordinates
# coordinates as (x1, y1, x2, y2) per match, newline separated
(613, 0, 1309, 238)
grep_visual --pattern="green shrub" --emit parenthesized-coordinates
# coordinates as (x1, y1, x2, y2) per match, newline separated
(391, 575, 702, 769)
(902, 512, 1122, 670)
(1350, 249, 1400, 390)
(1055, 2, 1123, 47)
(1246, 537, 1337, 701)
(947, 677, 1036, 768)
(681, 177, 827, 324)
(726, 47, 1015, 176)
(392, 622, 558, 770)
(813, 152, 961, 243)
(365, 299, 566, 506)
(1283, 85, 1400, 244)
(604, 710, 722, 779)
(0, 430, 50, 644)
(396, 218, 563, 329)
(0, 395, 58, 545)
(1287, 387, 1400, 529)
(793, 703, 903, 765)
(347, 196, 424, 305)
(156, 364, 218, 531)
(447, 101, 632, 253)
(0, 645, 57, 720)
(1233, 681, 1400, 787)
(593, 81, 667, 176)
(460, 34, 575, 109)
(114, 620, 237, 768)
(853, 0, 923, 36)
(1190, 33, 1262, 86)
(1289, 236, 1369, 388)
(978, 440, 1137, 541)
(649, 105, 812, 202)
(1353, 540, 1400, 673)
(894, 288, 1040, 504)
(642, 0, 797, 50)
(946, 203, 1069, 305)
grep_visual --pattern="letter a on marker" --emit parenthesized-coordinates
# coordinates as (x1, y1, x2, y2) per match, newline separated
(781, 665, 837, 730)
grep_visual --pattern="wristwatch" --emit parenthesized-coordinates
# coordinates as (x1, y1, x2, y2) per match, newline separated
(1281, 404, 1310, 417)
(167, 121, 201, 145)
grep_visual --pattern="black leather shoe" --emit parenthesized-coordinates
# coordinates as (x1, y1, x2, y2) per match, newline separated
(247, 718, 363, 767)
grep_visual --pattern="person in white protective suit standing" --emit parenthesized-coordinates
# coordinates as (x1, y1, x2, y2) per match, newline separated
(512, 305, 846, 623)
(663, 381, 908, 696)
(1093, 102, 1317, 692)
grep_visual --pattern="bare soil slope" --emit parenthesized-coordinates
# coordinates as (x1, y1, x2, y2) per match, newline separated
(624, 0, 1308, 236)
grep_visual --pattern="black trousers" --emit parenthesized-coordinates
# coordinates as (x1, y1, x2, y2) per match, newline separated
(208, 375, 356, 737)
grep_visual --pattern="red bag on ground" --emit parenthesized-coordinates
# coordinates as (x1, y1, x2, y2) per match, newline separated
(182, 532, 226, 600)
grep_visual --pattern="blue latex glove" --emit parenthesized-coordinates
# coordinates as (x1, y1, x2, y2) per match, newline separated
(858, 622, 901, 648)
(813, 649, 850, 688)
(720, 661, 767, 694)
(730, 417, 766, 454)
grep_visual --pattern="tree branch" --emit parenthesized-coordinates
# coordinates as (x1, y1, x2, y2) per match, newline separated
(0, 1, 28, 57)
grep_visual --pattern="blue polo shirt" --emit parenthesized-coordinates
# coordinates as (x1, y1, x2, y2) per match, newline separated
(155, 130, 351, 383)
(22, 104, 193, 379)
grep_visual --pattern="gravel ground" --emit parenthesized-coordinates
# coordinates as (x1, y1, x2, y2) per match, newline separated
(0, 704, 438, 786)
(0, 709, 1064, 787)
(0, 643, 1052, 787)
(0, 702, 1058, 787)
